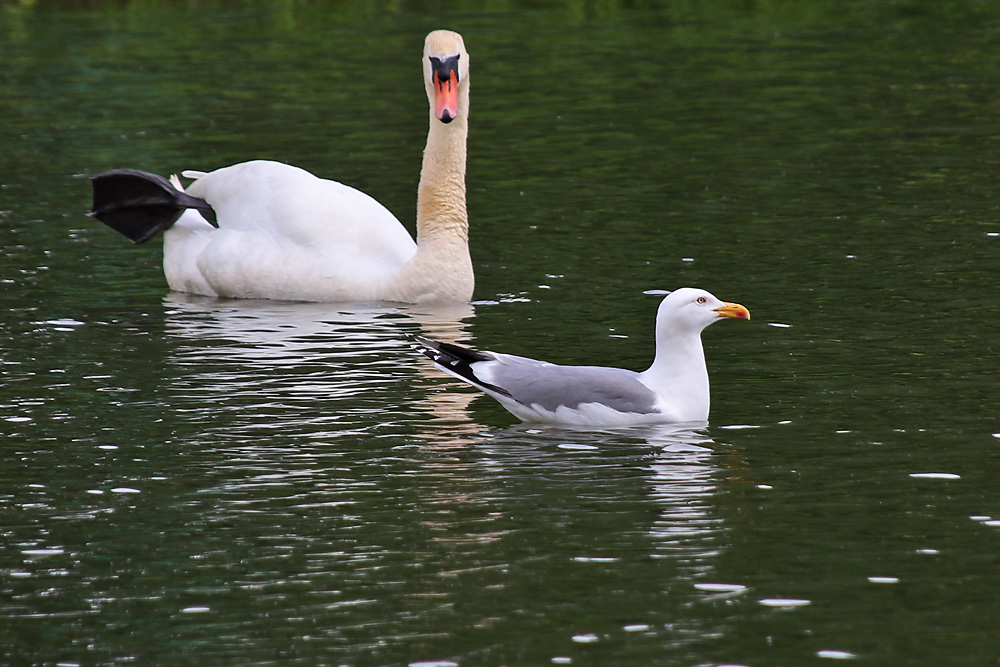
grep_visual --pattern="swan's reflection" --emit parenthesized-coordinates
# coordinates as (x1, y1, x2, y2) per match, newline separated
(161, 294, 477, 436)
(164, 293, 474, 349)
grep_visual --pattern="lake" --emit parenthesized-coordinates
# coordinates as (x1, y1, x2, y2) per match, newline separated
(2, 1, 1000, 665)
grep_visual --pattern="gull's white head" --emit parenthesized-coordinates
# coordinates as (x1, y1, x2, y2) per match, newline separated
(423, 30, 470, 124)
(655, 287, 750, 334)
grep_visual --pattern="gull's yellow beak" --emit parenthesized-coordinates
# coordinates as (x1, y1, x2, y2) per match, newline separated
(714, 302, 750, 320)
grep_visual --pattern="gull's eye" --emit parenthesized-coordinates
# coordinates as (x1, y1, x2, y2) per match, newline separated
(696, 296, 707, 304)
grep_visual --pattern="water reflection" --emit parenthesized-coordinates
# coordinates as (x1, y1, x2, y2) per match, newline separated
(479, 423, 729, 577)
(645, 429, 725, 577)
(3, 295, 742, 664)
(164, 293, 475, 350)
(161, 294, 477, 437)
(5, 1, 1000, 662)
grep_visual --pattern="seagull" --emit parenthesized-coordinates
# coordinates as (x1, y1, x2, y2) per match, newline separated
(414, 287, 750, 426)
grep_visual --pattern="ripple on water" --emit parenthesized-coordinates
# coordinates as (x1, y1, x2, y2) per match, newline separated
(557, 443, 599, 451)
(909, 472, 961, 480)
(180, 606, 211, 614)
(21, 548, 64, 557)
(42, 318, 85, 328)
(623, 624, 650, 632)
(817, 649, 858, 660)
(694, 582, 747, 594)
(759, 598, 811, 608)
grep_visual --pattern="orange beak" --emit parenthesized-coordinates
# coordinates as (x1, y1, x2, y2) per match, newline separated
(714, 302, 750, 320)
(434, 69, 459, 123)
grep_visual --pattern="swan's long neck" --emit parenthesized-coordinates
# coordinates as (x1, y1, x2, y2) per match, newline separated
(642, 320, 711, 422)
(396, 83, 473, 302)
(416, 114, 468, 248)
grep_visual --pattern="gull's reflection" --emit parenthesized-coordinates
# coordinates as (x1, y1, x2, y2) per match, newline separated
(475, 422, 730, 578)
(641, 424, 724, 577)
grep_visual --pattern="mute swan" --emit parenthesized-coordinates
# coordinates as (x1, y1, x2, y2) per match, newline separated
(415, 288, 750, 426)
(88, 30, 473, 304)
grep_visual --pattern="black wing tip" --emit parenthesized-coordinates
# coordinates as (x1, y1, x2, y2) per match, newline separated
(411, 333, 470, 356)
(412, 333, 436, 347)
(411, 334, 512, 398)
(414, 336, 493, 363)
(411, 334, 440, 362)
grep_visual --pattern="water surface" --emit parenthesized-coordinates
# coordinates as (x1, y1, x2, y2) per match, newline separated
(2, 2, 1000, 665)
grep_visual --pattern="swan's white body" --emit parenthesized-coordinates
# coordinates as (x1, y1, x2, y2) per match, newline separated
(161, 30, 473, 304)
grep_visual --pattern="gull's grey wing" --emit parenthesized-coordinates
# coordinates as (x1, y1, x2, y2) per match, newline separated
(415, 336, 660, 416)
(478, 355, 660, 415)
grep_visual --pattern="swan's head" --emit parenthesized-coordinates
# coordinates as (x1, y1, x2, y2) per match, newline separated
(423, 30, 469, 125)
(655, 287, 750, 335)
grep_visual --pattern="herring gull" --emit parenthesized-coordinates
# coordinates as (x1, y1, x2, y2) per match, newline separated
(414, 287, 750, 426)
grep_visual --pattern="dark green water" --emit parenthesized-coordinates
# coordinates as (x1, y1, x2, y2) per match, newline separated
(2, 1, 1000, 665)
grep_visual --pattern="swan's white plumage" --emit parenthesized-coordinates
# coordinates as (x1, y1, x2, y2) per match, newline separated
(160, 30, 473, 304)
